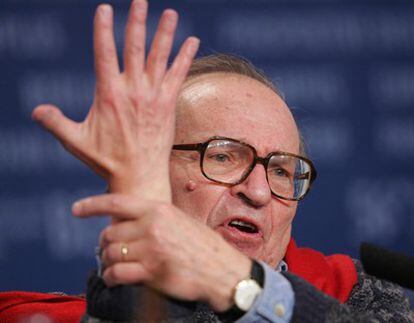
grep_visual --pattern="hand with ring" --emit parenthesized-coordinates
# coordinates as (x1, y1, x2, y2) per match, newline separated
(73, 193, 252, 312)
(120, 244, 129, 262)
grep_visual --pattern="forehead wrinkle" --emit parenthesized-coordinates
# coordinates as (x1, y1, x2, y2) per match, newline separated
(176, 73, 299, 154)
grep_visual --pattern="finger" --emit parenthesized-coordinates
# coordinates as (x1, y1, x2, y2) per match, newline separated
(164, 36, 200, 95)
(124, 0, 148, 77)
(103, 262, 149, 287)
(146, 9, 178, 87)
(72, 193, 152, 220)
(101, 240, 144, 266)
(102, 242, 130, 266)
(99, 220, 145, 247)
(94, 4, 120, 92)
(32, 104, 80, 147)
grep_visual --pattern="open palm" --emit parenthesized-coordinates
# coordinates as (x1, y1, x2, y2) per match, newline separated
(32, 0, 199, 201)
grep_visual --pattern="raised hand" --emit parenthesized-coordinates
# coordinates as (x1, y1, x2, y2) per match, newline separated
(32, 0, 199, 201)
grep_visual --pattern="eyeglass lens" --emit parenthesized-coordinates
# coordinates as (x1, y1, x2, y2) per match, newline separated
(202, 139, 311, 200)
(203, 139, 253, 183)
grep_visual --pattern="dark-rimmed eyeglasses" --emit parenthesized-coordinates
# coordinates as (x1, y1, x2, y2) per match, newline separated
(172, 136, 317, 201)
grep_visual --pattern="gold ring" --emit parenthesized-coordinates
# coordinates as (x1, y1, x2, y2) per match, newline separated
(120, 244, 129, 261)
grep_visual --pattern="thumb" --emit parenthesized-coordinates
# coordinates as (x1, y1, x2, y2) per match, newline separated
(32, 104, 80, 146)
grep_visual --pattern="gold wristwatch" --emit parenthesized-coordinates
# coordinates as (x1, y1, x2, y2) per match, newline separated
(232, 260, 264, 312)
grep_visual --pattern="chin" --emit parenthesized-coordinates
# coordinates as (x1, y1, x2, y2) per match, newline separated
(235, 247, 262, 260)
(218, 232, 262, 259)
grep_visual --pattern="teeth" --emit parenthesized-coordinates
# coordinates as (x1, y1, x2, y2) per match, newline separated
(229, 220, 257, 232)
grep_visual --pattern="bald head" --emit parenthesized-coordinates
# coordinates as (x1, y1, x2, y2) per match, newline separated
(175, 72, 300, 156)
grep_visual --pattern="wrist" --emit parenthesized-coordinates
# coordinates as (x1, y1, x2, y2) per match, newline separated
(108, 171, 172, 202)
(217, 259, 264, 320)
(206, 256, 252, 312)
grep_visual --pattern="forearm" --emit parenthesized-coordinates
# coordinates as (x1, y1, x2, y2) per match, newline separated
(83, 261, 293, 323)
(83, 257, 414, 323)
(282, 261, 414, 323)
(108, 167, 172, 202)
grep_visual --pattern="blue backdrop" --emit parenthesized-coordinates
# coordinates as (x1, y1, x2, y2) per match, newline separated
(1, 0, 413, 301)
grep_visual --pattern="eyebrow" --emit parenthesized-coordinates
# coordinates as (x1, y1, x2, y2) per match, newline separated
(269, 157, 295, 165)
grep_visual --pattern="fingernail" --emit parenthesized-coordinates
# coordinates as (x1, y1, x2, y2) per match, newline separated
(31, 105, 50, 123)
(189, 37, 200, 51)
(164, 9, 178, 22)
(100, 4, 112, 18)
(72, 201, 82, 215)
(134, 0, 147, 9)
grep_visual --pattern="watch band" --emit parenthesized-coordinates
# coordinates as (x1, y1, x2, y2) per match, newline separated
(250, 259, 265, 287)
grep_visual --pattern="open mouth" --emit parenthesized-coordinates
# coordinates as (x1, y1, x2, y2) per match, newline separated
(228, 219, 259, 234)
(217, 218, 263, 253)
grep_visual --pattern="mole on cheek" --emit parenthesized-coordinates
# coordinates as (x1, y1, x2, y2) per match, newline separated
(185, 180, 197, 191)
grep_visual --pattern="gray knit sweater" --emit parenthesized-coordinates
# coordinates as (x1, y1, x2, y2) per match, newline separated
(82, 260, 414, 322)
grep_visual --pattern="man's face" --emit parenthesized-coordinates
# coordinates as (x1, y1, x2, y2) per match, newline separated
(170, 73, 299, 267)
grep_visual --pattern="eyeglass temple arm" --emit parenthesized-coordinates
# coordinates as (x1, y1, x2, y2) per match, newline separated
(295, 171, 317, 182)
(295, 172, 309, 180)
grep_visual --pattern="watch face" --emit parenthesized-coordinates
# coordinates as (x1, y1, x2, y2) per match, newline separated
(234, 279, 262, 312)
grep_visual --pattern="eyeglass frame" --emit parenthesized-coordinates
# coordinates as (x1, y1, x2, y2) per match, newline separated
(172, 136, 317, 201)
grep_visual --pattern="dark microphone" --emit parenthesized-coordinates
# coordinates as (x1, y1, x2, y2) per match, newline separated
(360, 242, 414, 290)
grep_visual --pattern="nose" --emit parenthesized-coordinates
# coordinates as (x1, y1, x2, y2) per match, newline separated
(230, 163, 272, 207)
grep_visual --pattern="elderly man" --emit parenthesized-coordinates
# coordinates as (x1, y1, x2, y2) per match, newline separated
(2, 0, 412, 322)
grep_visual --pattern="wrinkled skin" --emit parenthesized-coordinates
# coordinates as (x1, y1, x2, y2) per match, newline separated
(32, 0, 199, 200)
(34, 0, 300, 312)
(171, 73, 299, 267)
